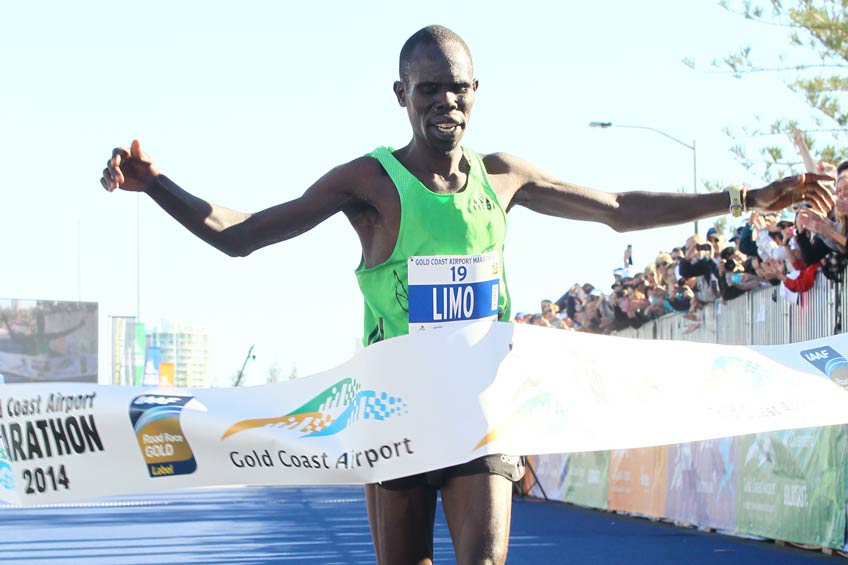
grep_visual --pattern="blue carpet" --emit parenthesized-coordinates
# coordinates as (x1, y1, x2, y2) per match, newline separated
(0, 486, 843, 564)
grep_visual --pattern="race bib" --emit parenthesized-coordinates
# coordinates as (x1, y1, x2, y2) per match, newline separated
(407, 252, 501, 333)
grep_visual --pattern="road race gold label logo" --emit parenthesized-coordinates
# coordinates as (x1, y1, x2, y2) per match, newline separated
(221, 377, 407, 440)
(129, 395, 197, 478)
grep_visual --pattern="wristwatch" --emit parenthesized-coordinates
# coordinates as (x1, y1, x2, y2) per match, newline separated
(726, 185, 744, 217)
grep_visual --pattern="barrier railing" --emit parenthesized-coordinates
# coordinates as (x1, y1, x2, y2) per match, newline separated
(525, 269, 848, 552)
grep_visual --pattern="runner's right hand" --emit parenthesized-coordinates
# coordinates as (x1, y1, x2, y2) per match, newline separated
(100, 139, 160, 192)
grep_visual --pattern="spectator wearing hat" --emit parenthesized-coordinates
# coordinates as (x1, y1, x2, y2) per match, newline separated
(705, 226, 726, 259)
(729, 225, 744, 246)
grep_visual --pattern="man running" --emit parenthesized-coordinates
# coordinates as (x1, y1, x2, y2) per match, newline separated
(100, 24, 833, 565)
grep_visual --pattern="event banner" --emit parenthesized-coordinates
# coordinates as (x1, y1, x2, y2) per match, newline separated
(526, 453, 569, 501)
(562, 450, 609, 509)
(527, 451, 610, 510)
(665, 438, 739, 531)
(608, 446, 667, 518)
(3, 322, 848, 506)
(735, 426, 847, 548)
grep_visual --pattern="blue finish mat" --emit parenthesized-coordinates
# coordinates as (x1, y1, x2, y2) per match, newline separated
(1, 486, 843, 564)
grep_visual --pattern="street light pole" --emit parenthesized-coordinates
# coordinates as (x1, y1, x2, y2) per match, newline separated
(589, 121, 699, 235)
(233, 344, 255, 387)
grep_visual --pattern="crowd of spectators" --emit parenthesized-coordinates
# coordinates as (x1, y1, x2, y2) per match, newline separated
(515, 134, 848, 335)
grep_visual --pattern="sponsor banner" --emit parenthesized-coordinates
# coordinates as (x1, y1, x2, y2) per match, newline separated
(562, 451, 609, 509)
(526, 452, 568, 501)
(529, 451, 609, 508)
(736, 426, 847, 548)
(3, 322, 848, 506)
(665, 438, 738, 530)
(608, 446, 667, 518)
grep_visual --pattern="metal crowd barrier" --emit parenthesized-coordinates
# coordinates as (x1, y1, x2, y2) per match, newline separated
(617, 270, 843, 346)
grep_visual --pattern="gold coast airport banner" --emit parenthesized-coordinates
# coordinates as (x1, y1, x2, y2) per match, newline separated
(2, 322, 848, 506)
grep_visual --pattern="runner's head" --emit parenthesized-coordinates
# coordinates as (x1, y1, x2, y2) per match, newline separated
(394, 26, 477, 152)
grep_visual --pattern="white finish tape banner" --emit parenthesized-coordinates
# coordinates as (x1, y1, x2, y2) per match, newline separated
(2, 321, 848, 506)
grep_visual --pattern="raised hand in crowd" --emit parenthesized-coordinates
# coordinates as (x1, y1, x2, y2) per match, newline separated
(750, 211, 767, 233)
(797, 209, 847, 252)
(623, 244, 633, 267)
(758, 258, 787, 284)
(791, 128, 837, 178)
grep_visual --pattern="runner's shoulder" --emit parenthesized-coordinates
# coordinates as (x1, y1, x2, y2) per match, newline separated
(322, 154, 393, 198)
(480, 152, 533, 176)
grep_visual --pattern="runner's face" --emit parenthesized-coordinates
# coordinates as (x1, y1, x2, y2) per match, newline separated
(395, 43, 477, 152)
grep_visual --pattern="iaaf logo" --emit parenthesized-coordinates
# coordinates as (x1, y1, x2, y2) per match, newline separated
(800, 346, 848, 388)
(221, 378, 407, 440)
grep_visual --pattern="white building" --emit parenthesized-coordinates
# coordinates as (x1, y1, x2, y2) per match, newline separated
(146, 321, 210, 388)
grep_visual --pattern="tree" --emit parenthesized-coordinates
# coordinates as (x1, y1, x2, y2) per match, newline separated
(266, 362, 283, 384)
(266, 361, 297, 384)
(692, 1, 848, 179)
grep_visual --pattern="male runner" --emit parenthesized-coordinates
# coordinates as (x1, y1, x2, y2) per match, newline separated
(100, 24, 833, 565)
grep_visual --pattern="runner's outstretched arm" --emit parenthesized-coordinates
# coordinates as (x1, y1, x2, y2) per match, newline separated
(484, 152, 834, 232)
(100, 140, 363, 257)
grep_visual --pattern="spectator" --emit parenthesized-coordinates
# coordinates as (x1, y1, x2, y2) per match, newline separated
(527, 314, 549, 327)
(667, 279, 694, 312)
(555, 284, 584, 321)
(541, 300, 565, 329)
(654, 252, 677, 291)
(750, 211, 792, 264)
(532, 163, 845, 336)
(706, 226, 725, 259)
(680, 234, 720, 317)
(644, 285, 671, 318)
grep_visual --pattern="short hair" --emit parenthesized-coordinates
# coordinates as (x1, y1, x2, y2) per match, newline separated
(837, 160, 848, 176)
(399, 25, 472, 85)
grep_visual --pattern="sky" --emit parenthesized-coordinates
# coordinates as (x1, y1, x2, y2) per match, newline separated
(0, 0, 815, 386)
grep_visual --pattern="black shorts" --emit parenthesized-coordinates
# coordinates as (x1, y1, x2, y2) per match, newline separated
(377, 454, 525, 491)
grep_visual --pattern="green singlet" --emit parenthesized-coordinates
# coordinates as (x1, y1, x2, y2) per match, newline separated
(355, 146, 511, 346)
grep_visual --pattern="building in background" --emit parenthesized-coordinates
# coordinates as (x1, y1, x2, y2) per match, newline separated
(146, 321, 210, 388)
